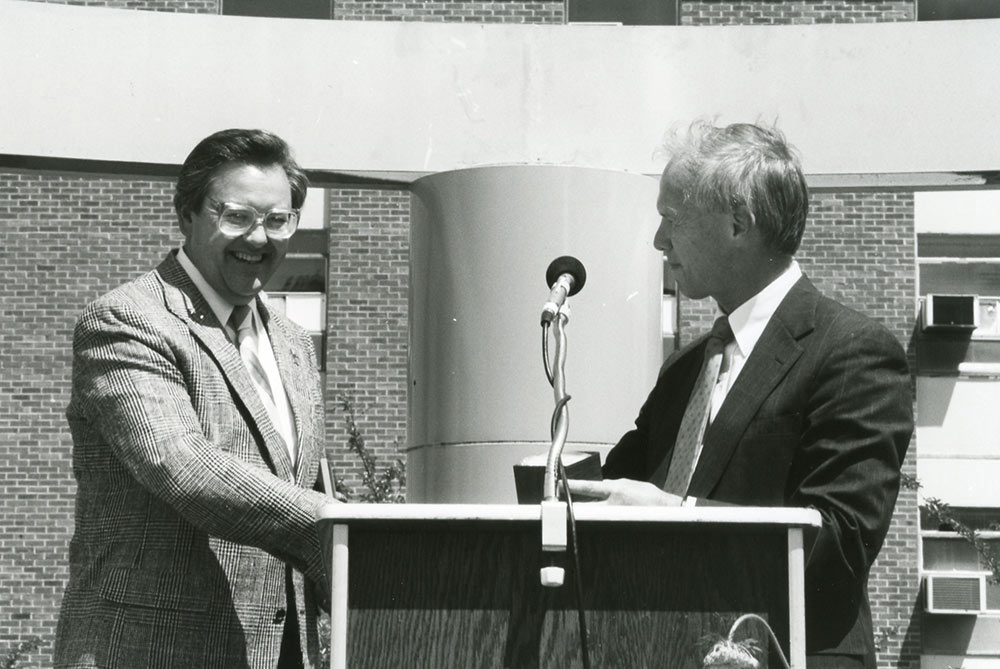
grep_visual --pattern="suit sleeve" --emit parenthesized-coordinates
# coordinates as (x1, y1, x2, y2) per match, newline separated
(603, 346, 699, 481)
(790, 319, 913, 618)
(603, 381, 662, 480)
(71, 297, 331, 583)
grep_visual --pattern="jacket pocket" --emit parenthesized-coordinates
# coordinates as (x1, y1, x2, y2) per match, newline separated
(99, 566, 210, 612)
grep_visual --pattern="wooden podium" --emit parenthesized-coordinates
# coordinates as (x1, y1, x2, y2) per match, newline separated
(317, 504, 821, 668)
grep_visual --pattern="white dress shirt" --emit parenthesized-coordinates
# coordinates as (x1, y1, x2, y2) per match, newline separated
(176, 248, 298, 467)
(709, 260, 803, 423)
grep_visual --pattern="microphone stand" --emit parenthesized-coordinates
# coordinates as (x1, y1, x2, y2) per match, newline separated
(543, 307, 570, 502)
(539, 303, 594, 669)
(540, 305, 570, 588)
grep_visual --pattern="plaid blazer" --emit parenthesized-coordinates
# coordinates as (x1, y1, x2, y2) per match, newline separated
(604, 275, 914, 663)
(55, 252, 332, 669)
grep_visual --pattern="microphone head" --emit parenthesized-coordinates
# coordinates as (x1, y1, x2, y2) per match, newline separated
(545, 256, 587, 296)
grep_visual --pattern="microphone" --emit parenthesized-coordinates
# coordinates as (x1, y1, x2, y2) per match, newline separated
(540, 256, 587, 325)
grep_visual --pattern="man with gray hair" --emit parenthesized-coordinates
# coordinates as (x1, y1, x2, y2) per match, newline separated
(570, 121, 913, 668)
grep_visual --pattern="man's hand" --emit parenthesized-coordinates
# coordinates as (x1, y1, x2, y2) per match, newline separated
(565, 478, 684, 506)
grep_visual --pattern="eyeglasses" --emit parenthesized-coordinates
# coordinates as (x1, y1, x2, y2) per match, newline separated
(211, 200, 300, 240)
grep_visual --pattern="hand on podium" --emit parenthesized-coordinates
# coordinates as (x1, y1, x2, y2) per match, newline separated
(565, 478, 684, 506)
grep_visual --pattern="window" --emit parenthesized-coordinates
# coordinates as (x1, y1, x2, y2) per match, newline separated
(662, 260, 677, 347)
(568, 0, 678, 25)
(915, 189, 1000, 375)
(919, 234, 1000, 300)
(221, 0, 332, 19)
(918, 0, 1000, 21)
(916, 233, 1000, 374)
(920, 507, 1000, 616)
(265, 187, 328, 368)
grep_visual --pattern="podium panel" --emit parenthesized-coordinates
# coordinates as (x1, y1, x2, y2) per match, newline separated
(318, 504, 821, 668)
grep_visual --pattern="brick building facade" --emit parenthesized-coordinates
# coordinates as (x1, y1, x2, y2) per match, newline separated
(2, 1, 928, 667)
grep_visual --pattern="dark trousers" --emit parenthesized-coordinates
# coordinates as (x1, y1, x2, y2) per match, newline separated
(277, 567, 303, 669)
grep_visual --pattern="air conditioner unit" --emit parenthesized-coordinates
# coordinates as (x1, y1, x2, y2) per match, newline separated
(924, 572, 988, 614)
(922, 294, 980, 331)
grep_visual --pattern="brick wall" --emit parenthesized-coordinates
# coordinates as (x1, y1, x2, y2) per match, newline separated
(805, 191, 920, 669)
(680, 0, 914, 24)
(324, 188, 410, 497)
(26, 0, 217, 12)
(27, 0, 567, 21)
(0, 170, 180, 667)
(333, 1, 564, 23)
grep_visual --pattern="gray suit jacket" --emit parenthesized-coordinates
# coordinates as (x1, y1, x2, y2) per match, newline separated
(604, 275, 914, 663)
(55, 251, 331, 669)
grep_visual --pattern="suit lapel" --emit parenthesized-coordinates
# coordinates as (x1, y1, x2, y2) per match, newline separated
(687, 276, 818, 497)
(154, 252, 296, 480)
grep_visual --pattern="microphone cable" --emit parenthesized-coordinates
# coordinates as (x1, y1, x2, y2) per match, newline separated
(703, 613, 790, 669)
(558, 460, 592, 669)
(542, 322, 554, 386)
(543, 322, 592, 669)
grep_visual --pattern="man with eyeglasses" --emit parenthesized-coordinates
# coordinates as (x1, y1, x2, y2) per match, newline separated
(55, 129, 337, 669)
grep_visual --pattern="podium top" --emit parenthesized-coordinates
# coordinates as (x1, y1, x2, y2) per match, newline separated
(316, 503, 822, 529)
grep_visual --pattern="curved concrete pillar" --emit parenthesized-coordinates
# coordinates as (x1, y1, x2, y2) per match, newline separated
(408, 165, 662, 503)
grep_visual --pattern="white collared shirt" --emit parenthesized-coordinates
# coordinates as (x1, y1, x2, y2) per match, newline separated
(176, 248, 298, 467)
(708, 260, 802, 422)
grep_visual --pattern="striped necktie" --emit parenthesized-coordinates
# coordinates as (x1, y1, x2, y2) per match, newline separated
(661, 316, 734, 497)
(228, 304, 276, 408)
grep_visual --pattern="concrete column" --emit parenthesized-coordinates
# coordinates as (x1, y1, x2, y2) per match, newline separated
(408, 165, 662, 502)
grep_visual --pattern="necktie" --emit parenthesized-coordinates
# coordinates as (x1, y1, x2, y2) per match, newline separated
(228, 304, 277, 409)
(661, 316, 734, 497)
